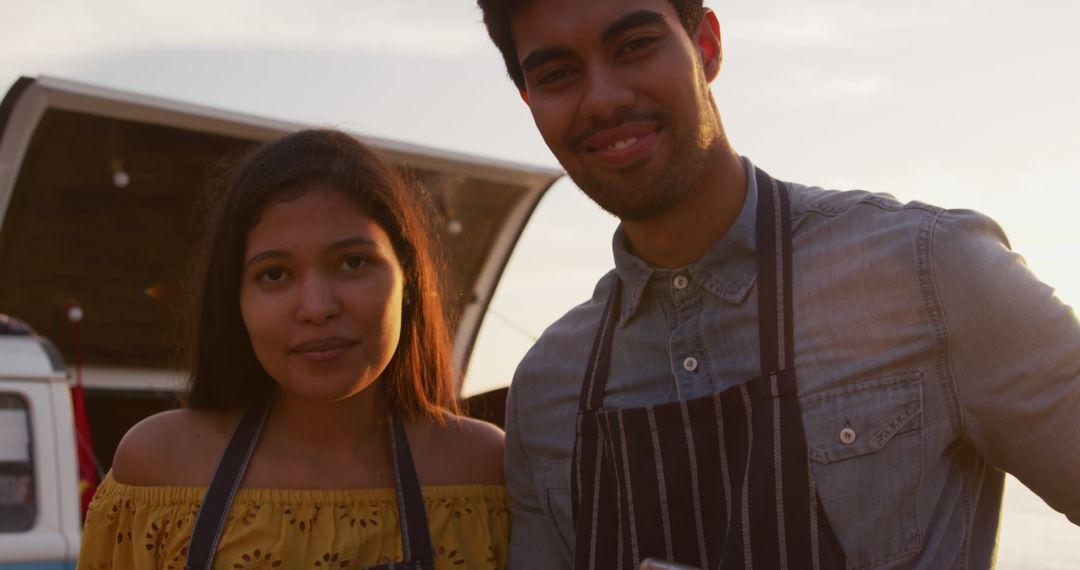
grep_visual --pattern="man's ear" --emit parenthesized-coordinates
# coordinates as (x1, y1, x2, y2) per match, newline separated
(696, 9, 722, 82)
(519, 88, 530, 104)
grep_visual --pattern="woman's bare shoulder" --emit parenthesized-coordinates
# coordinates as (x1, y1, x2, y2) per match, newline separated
(111, 407, 241, 487)
(414, 415, 505, 486)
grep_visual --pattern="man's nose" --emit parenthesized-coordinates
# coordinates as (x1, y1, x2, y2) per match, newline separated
(580, 65, 635, 123)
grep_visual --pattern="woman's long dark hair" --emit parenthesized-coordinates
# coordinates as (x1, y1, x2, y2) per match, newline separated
(183, 129, 456, 420)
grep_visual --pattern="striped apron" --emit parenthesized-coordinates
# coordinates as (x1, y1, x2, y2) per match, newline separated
(184, 396, 435, 570)
(570, 169, 848, 569)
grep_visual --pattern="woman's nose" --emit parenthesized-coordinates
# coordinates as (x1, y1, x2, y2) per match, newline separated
(295, 274, 342, 324)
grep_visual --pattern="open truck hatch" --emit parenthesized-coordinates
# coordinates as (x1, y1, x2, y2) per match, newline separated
(0, 76, 561, 466)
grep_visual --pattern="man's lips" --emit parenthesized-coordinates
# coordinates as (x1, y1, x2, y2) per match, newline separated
(581, 122, 661, 166)
(290, 337, 356, 361)
(583, 123, 659, 153)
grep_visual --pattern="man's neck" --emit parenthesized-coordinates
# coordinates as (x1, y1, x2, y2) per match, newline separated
(622, 148, 747, 269)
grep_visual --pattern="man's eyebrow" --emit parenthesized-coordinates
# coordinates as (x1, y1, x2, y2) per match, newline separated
(519, 11, 668, 79)
(602, 10, 668, 43)
(521, 46, 575, 78)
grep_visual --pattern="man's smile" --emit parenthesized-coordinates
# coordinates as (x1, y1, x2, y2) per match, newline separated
(579, 122, 662, 167)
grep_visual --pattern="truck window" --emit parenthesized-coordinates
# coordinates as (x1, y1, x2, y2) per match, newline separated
(0, 394, 34, 532)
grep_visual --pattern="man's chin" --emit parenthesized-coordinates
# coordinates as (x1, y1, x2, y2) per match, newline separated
(575, 179, 682, 221)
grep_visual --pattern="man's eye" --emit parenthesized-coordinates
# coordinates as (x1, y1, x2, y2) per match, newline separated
(340, 255, 368, 271)
(617, 35, 659, 56)
(536, 67, 575, 86)
(257, 267, 287, 283)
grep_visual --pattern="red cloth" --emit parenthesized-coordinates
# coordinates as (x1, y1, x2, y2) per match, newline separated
(70, 315, 97, 520)
(72, 380, 97, 519)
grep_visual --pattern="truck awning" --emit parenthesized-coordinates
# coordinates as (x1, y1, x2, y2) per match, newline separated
(0, 76, 561, 390)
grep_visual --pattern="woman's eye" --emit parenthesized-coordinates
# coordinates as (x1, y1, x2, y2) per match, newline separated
(341, 255, 368, 271)
(257, 267, 287, 283)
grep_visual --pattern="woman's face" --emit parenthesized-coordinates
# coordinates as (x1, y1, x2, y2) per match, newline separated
(239, 185, 405, 403)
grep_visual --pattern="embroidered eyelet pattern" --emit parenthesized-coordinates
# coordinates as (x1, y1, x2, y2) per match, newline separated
(313, 551, 352, 567)
(79, 482, 508, 569)
(229, 548, 284, 568)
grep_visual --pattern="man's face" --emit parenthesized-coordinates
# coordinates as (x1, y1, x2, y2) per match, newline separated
(512, 0, 722, 221)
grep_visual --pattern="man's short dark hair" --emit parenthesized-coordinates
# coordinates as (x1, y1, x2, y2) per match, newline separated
(477, 0, 707, 91)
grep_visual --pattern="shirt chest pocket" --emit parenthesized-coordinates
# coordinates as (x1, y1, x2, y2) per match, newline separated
(799, 372, 924, 570)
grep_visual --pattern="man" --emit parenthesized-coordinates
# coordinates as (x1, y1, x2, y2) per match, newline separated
(477, 0, 1080, 568)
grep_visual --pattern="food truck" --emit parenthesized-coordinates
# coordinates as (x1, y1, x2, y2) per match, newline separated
(0, 76, 561, 567)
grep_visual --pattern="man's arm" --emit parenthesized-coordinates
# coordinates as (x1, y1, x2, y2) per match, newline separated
(932, 209, 1080, 524)
(504, 381, 574, 569)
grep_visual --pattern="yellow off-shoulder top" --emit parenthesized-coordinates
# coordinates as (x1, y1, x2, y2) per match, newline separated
(78, 473, 509, 570)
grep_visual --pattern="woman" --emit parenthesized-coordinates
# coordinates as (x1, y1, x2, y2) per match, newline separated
(79, 130, 507, 569)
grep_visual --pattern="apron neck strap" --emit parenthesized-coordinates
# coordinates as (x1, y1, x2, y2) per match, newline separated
(184, 396, 436, 570)
(579, 277, 623, 411)
(387, 407, 435, 564)
(754, 169, 795, 375)
(185, 394, 273, 570)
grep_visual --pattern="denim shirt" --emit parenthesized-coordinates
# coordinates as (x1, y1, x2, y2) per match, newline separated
(504, 158, 1080, 569)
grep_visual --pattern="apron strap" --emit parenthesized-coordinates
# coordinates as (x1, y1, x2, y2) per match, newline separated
(578, 276, 623, 412)
(184, 399, 435, 570)
(184, 395, 272, 570)
(754, 170, 795, 374)
(571, 276, 622, 518)
(386, 408, 435, 565)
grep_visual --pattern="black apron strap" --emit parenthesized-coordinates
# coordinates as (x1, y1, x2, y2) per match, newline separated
(755, 168, 795, 374)
(385, 408, 435, 568)
(579, 276, 623, 413)
(571, 276, 622, 519)
(184, 396, 272, 570)
(185, 398, 435, 570)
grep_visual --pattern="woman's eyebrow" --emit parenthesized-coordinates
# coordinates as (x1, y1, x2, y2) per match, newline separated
(244, 249, 288, 269)
(328, 237, 377, 251)
(243, 238, 377, 268)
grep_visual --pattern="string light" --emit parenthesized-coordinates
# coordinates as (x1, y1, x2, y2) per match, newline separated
(66, 305, 83, 323)
(112, 169, 130, 189)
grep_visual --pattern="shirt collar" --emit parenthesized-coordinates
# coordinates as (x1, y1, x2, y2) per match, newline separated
(611, 156, 759, 325)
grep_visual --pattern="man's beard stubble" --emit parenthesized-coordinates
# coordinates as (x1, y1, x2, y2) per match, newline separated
(565, 111, 718, 222)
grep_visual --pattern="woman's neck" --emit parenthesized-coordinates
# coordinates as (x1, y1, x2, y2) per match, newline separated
(260, 384, 390, 467)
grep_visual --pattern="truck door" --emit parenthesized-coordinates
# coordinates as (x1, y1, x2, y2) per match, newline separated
(0, 374, 79, 568)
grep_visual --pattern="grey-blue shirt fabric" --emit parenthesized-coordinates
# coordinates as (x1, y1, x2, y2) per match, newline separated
(504, 158, 1080, 569)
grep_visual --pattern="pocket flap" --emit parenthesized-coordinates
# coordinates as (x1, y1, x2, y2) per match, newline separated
(799, 372, 923, 464)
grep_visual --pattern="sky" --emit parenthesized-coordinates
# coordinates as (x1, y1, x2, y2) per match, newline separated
(2, 0, 1079, 562)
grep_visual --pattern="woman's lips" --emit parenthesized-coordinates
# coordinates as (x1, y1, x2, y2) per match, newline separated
(290, 337, 356, 362)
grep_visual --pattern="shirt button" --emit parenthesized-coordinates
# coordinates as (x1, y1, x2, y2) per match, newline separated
(839, 426, 857, 445)
(683, 357, 698, 372)
(673, 274, 689, 290)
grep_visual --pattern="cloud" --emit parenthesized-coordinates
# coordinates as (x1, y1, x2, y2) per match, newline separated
(1, 0, 489, 68)
(717, 0, 1080, 53)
